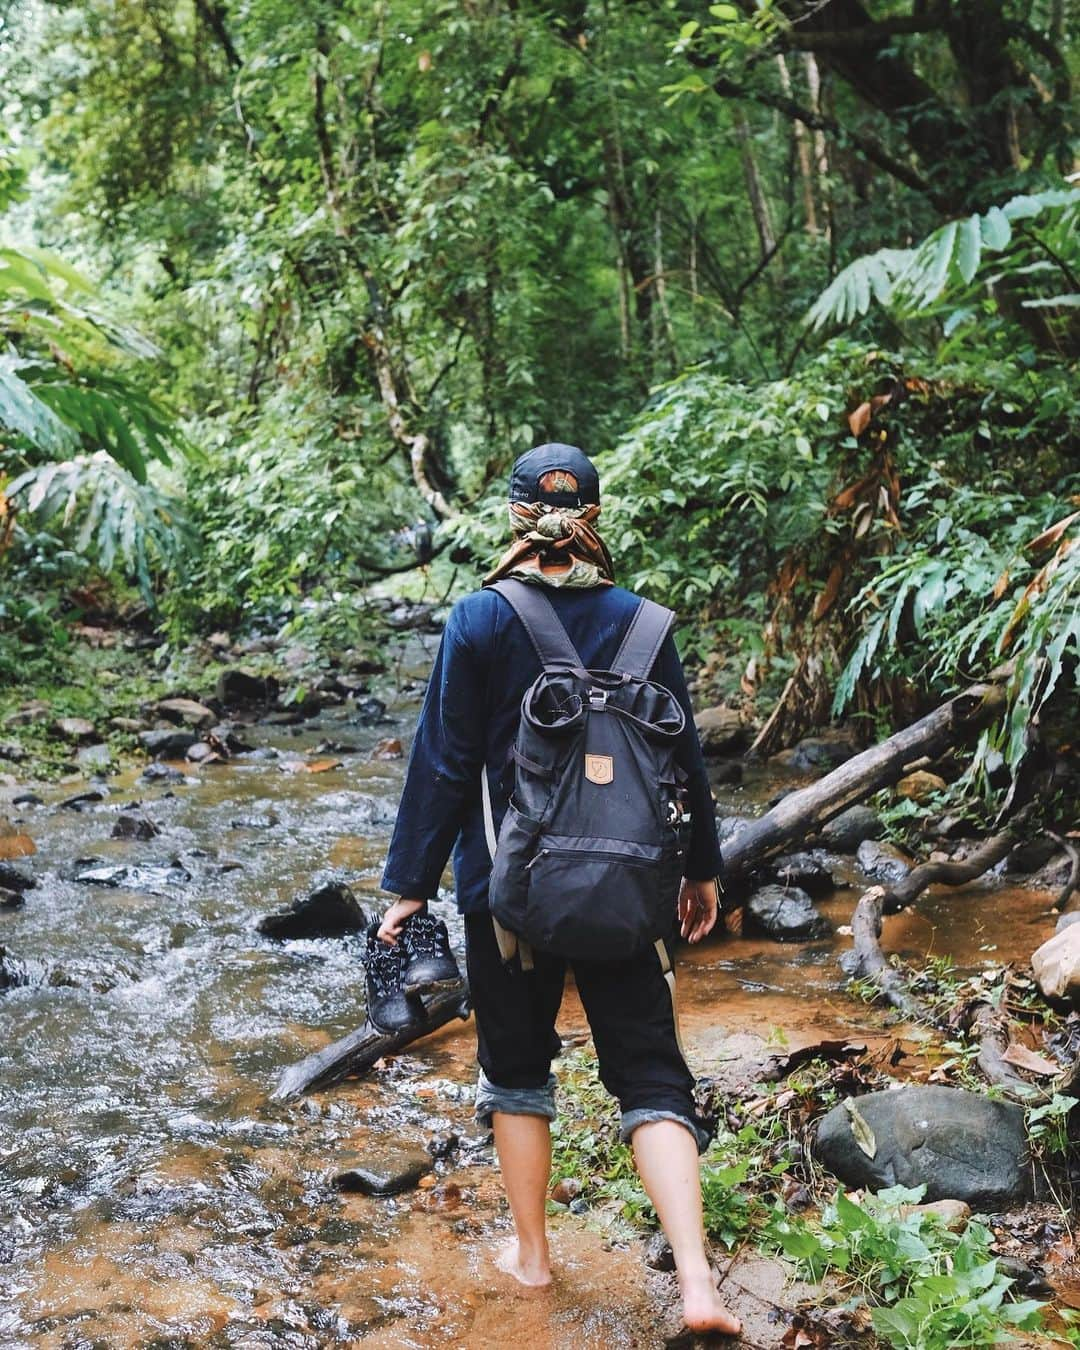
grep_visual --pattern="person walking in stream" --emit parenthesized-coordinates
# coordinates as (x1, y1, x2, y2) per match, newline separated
(376, 444, 741, 1339)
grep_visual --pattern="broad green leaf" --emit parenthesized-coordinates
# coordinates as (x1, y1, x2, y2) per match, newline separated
(956, 214, 981, 283)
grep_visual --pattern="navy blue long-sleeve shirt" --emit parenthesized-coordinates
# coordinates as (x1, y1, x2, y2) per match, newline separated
(380, 584, 722, 913)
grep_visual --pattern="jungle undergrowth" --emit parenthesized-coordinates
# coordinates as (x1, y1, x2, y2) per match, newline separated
(552, 1044, 1080, 1347)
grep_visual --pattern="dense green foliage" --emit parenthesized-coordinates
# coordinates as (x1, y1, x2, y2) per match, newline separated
(1, 0, 1077, 778)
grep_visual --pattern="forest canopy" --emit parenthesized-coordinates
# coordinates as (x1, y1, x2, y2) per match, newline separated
(0, 0, 1077, 794)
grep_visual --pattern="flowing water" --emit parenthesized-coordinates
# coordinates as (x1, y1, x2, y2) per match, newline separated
(0, 632, 1062, 1348)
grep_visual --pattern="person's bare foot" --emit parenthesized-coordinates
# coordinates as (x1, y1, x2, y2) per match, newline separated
(680, 1271, 742, 1337)
(495, 1237, 553, 1288)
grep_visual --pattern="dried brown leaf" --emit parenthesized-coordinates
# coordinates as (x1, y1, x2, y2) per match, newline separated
(848, 401, 872, 437)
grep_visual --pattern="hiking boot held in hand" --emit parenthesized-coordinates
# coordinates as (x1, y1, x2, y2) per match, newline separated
(363, 924, 425, 1033)
(401, 913, 462, 995)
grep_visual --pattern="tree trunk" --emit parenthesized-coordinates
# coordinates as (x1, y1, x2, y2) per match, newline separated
(721, 683, 1008, 893)
(775, 55, 818, 235)
(733, 106, 776, 257)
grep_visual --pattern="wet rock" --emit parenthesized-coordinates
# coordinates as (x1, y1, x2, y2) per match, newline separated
(209, 724, 255, 754)
(0, 887, 25, 909)
(352, 696, 388, 726)
(53, 716, 96, 741)
(140, 763, 186, 784)
(744, 885, 832, 942)
(0, 742, 27, 763)
(930, 812, 971, 842)
(896, 770, 948, 803)
(185, 741, 217, 763)
(818, 805, 882, 852)
(216, 669, 279, 707)
(775, 733, 858, 773)
(370, 738, 403, 760)
(76, 743, 112, 773)
(694, 705, 746, 756)
(856, 838, 913, 884)
(550, 1177, 582, 1206)
(155, 697, 216, 729)
(74, 861, 192, 891)
(139, 728, 198, 760)
(814, 1086, 1032, 1208)
(767, 852, 836, 898)
(643, 1230, 676, 1272)
(333, 1144, 432, 1196)
(11, 792, 43, 807)
(231, 811, 279, 830)
(568, 1197, 589, 1215)
(0, 945, 29, 990)
(0, 862, 36, 891)
(1007, 836, 1061, 875)
(1030, 852, 1077, 892)
(111, 813, 159, 841)
(426, 1131, 460, 1160)
(3, 700, 49, 728)
(709, 759, 744, 787)
(58, 789, 106, 811)
(258, 881, 367, 939)
(109, 716, 148, 733)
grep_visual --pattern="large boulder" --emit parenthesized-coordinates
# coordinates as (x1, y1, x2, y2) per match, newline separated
(694, 705, 746, 757)
(819, 805, 882, 853)
(258, 882, 368, 939)
(744, 885, 832, 943)
(814, 1086, 1032, 1209)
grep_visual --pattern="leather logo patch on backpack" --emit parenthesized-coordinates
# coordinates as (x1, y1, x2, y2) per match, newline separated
(584, 753, 614, 785)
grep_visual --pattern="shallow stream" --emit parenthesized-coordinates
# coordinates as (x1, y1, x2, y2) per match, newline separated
(0, 631, 1062, 1347)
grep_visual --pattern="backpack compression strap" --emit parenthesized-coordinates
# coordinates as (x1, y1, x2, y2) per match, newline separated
(489, 579, 581, 669)
(611, 597, 675, 680)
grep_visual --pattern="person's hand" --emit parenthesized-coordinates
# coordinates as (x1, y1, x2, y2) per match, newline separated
(377, 897, 426, 945)
(678, 877, 718, 944)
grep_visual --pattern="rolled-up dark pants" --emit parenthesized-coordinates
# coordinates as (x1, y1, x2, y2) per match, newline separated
(465, 912, 711, 1152)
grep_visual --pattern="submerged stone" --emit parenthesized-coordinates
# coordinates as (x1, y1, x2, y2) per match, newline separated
(139, 728, 199, 759)
(0, 862, 36, 891)
(111, 813, 160, 841)
(333, 1144, 432, 1196)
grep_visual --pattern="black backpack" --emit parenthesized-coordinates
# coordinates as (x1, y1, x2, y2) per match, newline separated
(483, 579, 690, 962)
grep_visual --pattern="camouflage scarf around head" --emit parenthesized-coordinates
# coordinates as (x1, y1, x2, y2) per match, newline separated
(482, 501, 615, 589)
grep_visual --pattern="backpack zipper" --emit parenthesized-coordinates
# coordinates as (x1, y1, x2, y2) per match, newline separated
(526, 846, 667, 870)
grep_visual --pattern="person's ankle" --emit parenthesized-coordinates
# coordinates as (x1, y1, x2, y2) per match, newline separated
(675, 1253, 713, 1287)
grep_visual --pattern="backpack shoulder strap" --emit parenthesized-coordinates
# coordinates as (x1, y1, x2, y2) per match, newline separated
(489, 579, 581, 669)
(612, 597, 675, 680)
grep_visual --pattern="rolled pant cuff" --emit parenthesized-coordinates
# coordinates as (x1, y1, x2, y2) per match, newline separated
(474, 1069, 557, 1127)
(620, 1108, 711, 1155)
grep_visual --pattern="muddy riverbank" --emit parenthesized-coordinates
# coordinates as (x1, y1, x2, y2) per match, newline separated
(0, 627, 1070, 1347)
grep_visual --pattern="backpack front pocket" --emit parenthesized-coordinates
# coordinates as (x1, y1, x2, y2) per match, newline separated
(523, 835, 679, 961)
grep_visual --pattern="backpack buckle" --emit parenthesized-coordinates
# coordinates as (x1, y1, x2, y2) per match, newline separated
(588, 687, 609, 710)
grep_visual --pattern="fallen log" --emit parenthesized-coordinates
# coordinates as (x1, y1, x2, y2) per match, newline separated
(721, 682, 1007, 901)
(271, 982, 472, 1101)
(846, 823, 1025, 1017)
